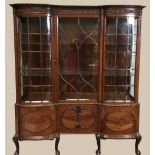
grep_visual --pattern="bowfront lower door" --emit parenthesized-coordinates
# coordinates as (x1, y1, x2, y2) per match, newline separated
(57, 17, 100, 102)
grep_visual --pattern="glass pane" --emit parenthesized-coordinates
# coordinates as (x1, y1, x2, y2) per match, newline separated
(130, 75, 135, 85)
(117, 35, 128, 52)
(104, 86, 114, 100)
(31, 76, 41, 85)
(128, 35, 137, 53)
(41, 35, 51, 43)
(21, 44, 28, 51)
(23, 76, 29, 85)
(18, 17, 28, 33)
(106, 18, 116, 34)
(104, 76, 114, 85)
(58, 17, 99, 100)
(117, 17, 128, 34)
(29, 17, 40, 33)
(18, 16, 52, 102)
(29, 35, 40, 43)
(105, 69, 135, 77)
(115, 70, 135, 76)
(127, 53, 136, 69)
(104, 16, 138, 102)
(21, 34, 28, 43)
(30, 53, 41, 68)
(105, 53, 115, 68)
(116, 53, 127, 69)
(41, 43, 51, 51)
(105, 86, 134, 101)
(105, 36, 116, 52)
(117, 44, 127, 52)
(106, 36, 116, 45)
(22, 53, 29, 68)
(29, 44, 40, 51)
(129, 86, 134, 98)
(129, 35, 137, 45)
(132, 44, 137, 52)
(128, 17, 137, 35)
(114, 86, 134, 100)
(114, 86, 126, 100)
(115, 76, 127, 85)
(117, 35, 128, 45)
(41, 16, 50, 33)
(42, 53, 51, 68)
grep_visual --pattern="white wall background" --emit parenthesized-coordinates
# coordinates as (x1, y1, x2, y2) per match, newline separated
(5, 0, 149, 155)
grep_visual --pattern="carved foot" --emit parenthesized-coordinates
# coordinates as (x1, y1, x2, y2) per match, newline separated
(135, 133, 142, 155)
(13, 136, 19, 155)
(55, 134, 60, 155)
(95, 134, 101, 155)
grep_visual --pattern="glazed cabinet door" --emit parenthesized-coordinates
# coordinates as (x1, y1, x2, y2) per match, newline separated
(55, 15, 100, 133)
(16, 15, 53, 103)
(57, 17, 100, 101)
(103, 16, 138, 102)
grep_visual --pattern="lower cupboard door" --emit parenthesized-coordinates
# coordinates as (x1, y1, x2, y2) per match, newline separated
(56, 104, 98, 133)
(16, 104, 56, 138)
(101, 103, 139, 135)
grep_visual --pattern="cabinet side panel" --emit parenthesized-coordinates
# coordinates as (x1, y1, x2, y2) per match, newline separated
(13, 9, 20, 103)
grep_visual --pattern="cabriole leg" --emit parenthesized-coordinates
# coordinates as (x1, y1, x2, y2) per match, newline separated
(95, 134, 101, 155)
(55, 134, 60, 155)
(13, 136, 19, 155)
(135, 133, 142, 155)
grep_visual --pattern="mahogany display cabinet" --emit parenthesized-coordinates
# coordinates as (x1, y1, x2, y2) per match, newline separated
(10, 4, 145, 155)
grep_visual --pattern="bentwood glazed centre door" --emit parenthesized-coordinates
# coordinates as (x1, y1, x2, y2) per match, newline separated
(58, 17, 99, 101)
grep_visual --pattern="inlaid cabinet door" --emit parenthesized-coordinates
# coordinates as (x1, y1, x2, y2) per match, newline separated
(56, 104, 98, 133)
(16, 104, 56, 137)
(100, 103, 139, 135)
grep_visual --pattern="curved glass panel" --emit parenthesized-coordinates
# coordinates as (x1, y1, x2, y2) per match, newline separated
(18, 16, 52, 102)
(104, 17, 137, 102)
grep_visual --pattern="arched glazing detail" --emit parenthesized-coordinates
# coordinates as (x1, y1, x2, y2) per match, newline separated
(58, 17, 99, 100)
